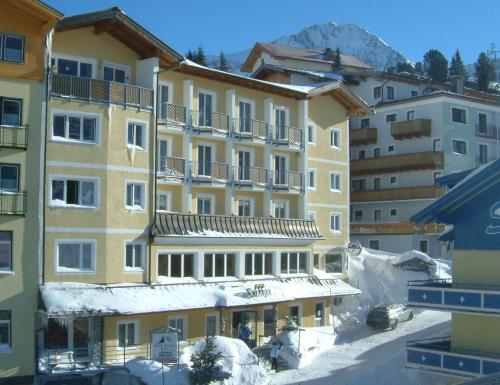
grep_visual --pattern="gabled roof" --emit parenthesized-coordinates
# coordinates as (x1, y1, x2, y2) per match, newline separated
(241, 42, 371, 73)
(6, 0, 63, 27)
(251, 63, 343, 82)
(56, 7, 182, 67)
(434, 168, 474, 188)
(411, 160, 500, 224)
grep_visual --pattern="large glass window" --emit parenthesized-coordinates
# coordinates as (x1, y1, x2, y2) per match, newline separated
(158, 253, 194, 278)
(1, 34, 24, 63)
(51, 178, 97, 207)
(0, 232, 12, 272)
(238, 199, 252, 217)
(0, 164, 19, 192)
(274, 200, 287, 218)
(52, 57, 93, 78)
(199, 92, 213, 127)
(245, 253, 273, 276)
(0, 310, 11, 351)
(57, 241, 94, 273)
(1, 98, 22, 126)
(53, 114, 97, 143)
(280, 252, 307, 274)
(197, 196, 213, 215)
(103, 66, 126, 83)
(325, 253, 342, 273)
(204, 253, 235, 278)
(239, 100, 252, 133)
(118, 321, 136, 347)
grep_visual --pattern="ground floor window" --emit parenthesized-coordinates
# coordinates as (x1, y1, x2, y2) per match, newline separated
(315, 302, 325, 327)
(0, 310, 11, 351)
(204, 253, 235, 278)
(205, 315, 217, 337)
(263, 308, 275, 337)
(168, 316, 186, 340)
(244, 252, 272, 276)
(118, 320, 138, 347)
(289, 305, 301, 326)
(325, 253, 342, 273)
(44, 317, 89, 351)
(280, 252, 307, 274)
(369, 240, 380, 250)
(158, 253, 194, 278)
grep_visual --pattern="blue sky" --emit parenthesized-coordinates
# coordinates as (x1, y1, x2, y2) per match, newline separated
(45, 0, 498, 65)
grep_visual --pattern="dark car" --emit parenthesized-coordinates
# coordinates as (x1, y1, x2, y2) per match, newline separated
(366, 304, 413, 330)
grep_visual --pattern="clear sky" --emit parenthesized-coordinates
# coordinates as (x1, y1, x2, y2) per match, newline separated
(45, 0, 499, 65)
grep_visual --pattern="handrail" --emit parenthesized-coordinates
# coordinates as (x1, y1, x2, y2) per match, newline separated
(0, 191, 27, 216)
(0, 124, 28, 149)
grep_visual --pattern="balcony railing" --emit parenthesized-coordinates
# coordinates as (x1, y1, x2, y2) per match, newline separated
(391, 119, 432, 139)
(476, 155, 497, 167)
(272, 170, 304, 191)
(351, 185, 445, 202)
(51, 74, 154, 110)
(160, 103, 187, 125)
(0, 191, 26, 216)
(233, 118, 269, 141)
(406, 336, 500, 377)
(233, 166, 270, 187)
(190, 161, 230, 183)
(351, 151, 444, 176)
(351, 221, 444, 235)
(273, 126, 303, 148)
(475, 124, 499, 140)
(158, 156, 187, 179)
(0, 125, 28, 149)
(189, 110, 230, 134)
(350, 127, 377, 146)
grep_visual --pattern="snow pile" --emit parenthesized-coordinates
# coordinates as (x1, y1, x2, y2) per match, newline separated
(126, 357, 190, 385)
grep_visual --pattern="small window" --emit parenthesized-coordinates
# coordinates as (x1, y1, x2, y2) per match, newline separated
(330, 213, 341, 232)
(158, 253, 194, 278)
(386, 86, 395, 100)
(407, 110, 415, 120)
(313, 254, 320, 269)
(433, 139, 442, 151)
(168, 317, 186, 340)
(330, 129, 341, 149)
(452, 108, 466, 123)
(57, 241, 95, 273)
(51, 178, 97, 207)
(374, 209, 382, 222)
(351, 179, 366, 192)
(452, 140, 467, 155)
(358, 150, 366, 160)
(369, 240, 380, 250)
(274, 200, 287, 218)
(1, 98, 22, 126)
(245, 252, 273, 276)
(118, 321, 137, 347)
(411, 90, 418, 97)
(390, 209, 398, 217)
(280, 252, 307, 274)
(238, 199, 252, 217)
(0, 164, 19, 192)
(125, 242, 143, 271)
(156, 192, 171, 212)
(53, 57, 93, 77)
(360, 118, 370, 128)
(126, 182, 145, 210)
(307, 124, 316, 144)
(1, 34, 24, 63)
(0, 232, 12, 272)
(52, 114, 97, 143)
(373, 86, 382, 99)
(390, 176, 397, 185)
(197, 195, 213, 215)
(354, 210, 363, 222)
(308, 170, 316, 189)
(330, 172, 341, 191)
(478, 113, 487, 132)
(386, 114, 397, 123)
(373, 177, 381, 190)
(0, 310, 11, 351)
(387, 145, 395, 153)
(204, 253, 235, 278)
(127, 122, 146, 150)
(419, 240, 428, 254)
(373, 148, 381, 158)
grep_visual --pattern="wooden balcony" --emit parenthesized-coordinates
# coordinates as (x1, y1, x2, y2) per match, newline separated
(351, 185, 444, 203)
(350, 127, 377, 146)
(350, 221, 445, 235)
(350, 151, 444, 176)
(391, 119, 431, 139)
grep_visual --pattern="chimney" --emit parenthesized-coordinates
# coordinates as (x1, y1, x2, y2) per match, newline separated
(450, 75, 464, 95)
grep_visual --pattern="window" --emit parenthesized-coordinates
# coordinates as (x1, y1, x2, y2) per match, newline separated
(330, 172, 341, 191)
(159, 83, 171, 120)
(330, 213, 341, 232)
(204, 253, 235, 278)
(52, 113, 98, 143)
(374, 209, 382, 222)
(452, 108, 466, 123)
(125, 242, 144, 271)
(1, 98, 22, 126)
(274, 200, 287, 218)
(433, 138, 442, 151)
(239, 100, 253, 133)
(0, 232, 12, 272)
(354, 210, 363, 222)
(125, 181, 146, 211)
(386, 86, 395, 100)
(419, 240, 428, 254)
(1, 34, 24, 63)
(411, 90, 418, 97)
(197, 195, 214, 215)
(118, 321, 137, 347)
(168, 317, 186, 340)
(325, 253, 342, 273)
(156, 192, 171, 212)
(245, 252, 273, 276)
(280, 252, 307, 274)
(358, 150, 366, 160)
(275, 107, 288, 139)
(373, 148, 381, 158)
(0, 310, 11, 351)
(479, 144, 489, 164)
(307, 124, 316, 144)
(313, 254, 320, 269)
(387, 145, 395, 153)
(390, 209, 398, 217)
(103, 65, 127, 83)
(386, 114, 397, 123)
(434, 172, 442, 182)
(52, 57, 93, 77)
(373, 86, 382, 99)
(360, 118, 370, 128)
(0, 164, 19, 192)
(56, 240, 95, 273)
(199, 91, 214, 127)
(369, 240, 380, 250)
(158, 253, 194, 278)
(330, 129, 341, 149)
(373, 177, 381, 190)
(238, 199, 253, 217)
(452, 139, 467, 155)
(478, 113, 487, 133)
(198, 144, 214, 177)
(351, 179, 366, 192)
(308, 169, 316, 190)
(206, 315, 217, 337)
(407, 110, 415, 120)
(51, 177, 98, 207)
(127, 121, 147, 150)
(390, 176, 397, 185)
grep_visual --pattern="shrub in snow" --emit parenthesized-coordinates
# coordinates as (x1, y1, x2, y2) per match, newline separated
(190, 337, 231, 385)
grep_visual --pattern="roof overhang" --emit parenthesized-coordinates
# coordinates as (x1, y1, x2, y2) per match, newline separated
(6, 0, 63, 32)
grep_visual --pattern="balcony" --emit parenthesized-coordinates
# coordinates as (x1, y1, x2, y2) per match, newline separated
(233, 166, 270, 188)
(351, 185, 444, 203)
(0, 191, 26, 216)
(158, 156, 187, 180)
(159, 103, 187, 126)
(51, 74, 154, 110)
(406, 337, 500, 377)
(350, 127, 377, 146)
(273, 126, 303, 148)
(190, 161, 230, 183)
(475, 124, 498, 140)
(351, 151, 444, 176)
(408, 279, 500, 315)
(391, 119, 431, 139)
(0, 125, 28, 149)
(351, 221, 444, 235)
(233, 118, 269, 142)
(272, 170, 304, 192)
(189, 110, 231, 135)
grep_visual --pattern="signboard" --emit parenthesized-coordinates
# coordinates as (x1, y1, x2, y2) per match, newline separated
(347, 241, 362, 256)
(151, 331, 178, 363)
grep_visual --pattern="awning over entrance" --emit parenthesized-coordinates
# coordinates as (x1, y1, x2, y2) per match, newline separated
(40, 277, 360, 317)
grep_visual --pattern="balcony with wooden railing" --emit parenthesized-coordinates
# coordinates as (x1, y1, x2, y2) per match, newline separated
(233, 118, 269, 141)
(190, 161, 230, 183)
(391, 119, 432, 139)
(272, 170, 304, 192)
(233, 166, 270, 188)
(351, 151, 444, 176)
(350, 221, 444, 235)
(50, 74, 154, 110)
(273, 125, 303, 148)
(159, 103, 187, 125)
(158, 156, 187, 180)
(189, 110, 231, 135)
(475, 124, 498, 140)
(0, 124, 28, 149)
(350, 127, 377, 146)
(351, 185, 445, 203)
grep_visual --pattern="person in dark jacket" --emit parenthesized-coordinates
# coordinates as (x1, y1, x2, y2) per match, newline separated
(239, 323, 251, 346)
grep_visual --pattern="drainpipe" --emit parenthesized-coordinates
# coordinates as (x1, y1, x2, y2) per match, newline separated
(380, 79, 390, 104)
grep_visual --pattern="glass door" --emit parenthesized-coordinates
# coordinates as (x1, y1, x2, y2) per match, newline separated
(479, 144, 488, 164)
(274, 155, 286, 185)
(314, 303, 325, 327)
(239, 101, 252, 133)
(157, 138, 169, 172)
(238, 150, 251, 181)
(275, 109, 286, 140)
(199, 92, 213, 127)
(198, 145, 212, 177)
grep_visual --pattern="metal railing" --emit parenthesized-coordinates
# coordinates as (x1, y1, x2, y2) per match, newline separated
(160, 103, 187, 125)
(272, 170, 304, 191)
(0, 124, 28, 149)
(407, 278, 452, 287)
(158, 156, 187, 179)
(0, 191, 26, 216)
(51, 74, 154, 110)
(189, 110, 230, 134)
(273, 125, 303, 147)
(233, 118, 269, 140)
(475, 124, 498, 140)
(233, 166, 270, 187)
(190, 161, 230, 182)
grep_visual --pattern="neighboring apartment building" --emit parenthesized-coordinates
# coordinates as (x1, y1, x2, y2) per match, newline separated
(406, 159, 500, 379)
(32, 8, 371, 383)
(0, 1, 62, 384)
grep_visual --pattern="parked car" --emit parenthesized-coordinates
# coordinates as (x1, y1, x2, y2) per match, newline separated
(366, 304, 413, 330)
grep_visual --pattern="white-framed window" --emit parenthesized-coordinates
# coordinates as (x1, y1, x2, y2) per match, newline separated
(197, 194, 215, 215)
(274, 106, 290, 140)
(386, 113, 397, 123)
(307, 124, 316, 144)
(238, 97, 255, 133)
(168, 316, 187, 340)
(159, 81, 173, 120)
(360, 118, 370, 128)
(198, 89, 217, 127)
(50, 176, 99, 208)
(0, 164, 19, 192)
(237, 197, 254, 217)
(330, 213, 341, 233)
(0, 310, 11, 352)
(406, 110, 415, 120)
(308, 169, 317, 190)
(390, 209, 398, 218)
(51, 54, 95, 78)
(330, 128, 341, 149)
(386, 86, 395, 100)
(373, 148, 381, 158)
(117, 320, 138, 347)
(156, 191, 171, 212)
(274, 200, 288, 218)
(103, 61, 130, 83)
(389, 176, 397, 185)
(354, 210, 363, 222)
(1, 98, 22, 126)
(245, 252, 273, 276)
(125, 181, 146, 211)
(369, 240, 380, 250)
(205, 314, 218, 337)
(280, 252, 308, 274)
(52, 111, 99, 144)
(126, 120, 148, 150)
(330, 172, 341, 192)
(451, 107, 467, 124)
(0, 231, 12, 272)
(308, 210, 317, 221)
(387, 144, 395, 153)
(124, 241, 145, 272)
(374, 209, 382, 222)
(204, 253, 236, 278)
(158, 253, 194, 278)
(0, 34, 24, 63)
(452, 139, 467, 155)
(55, 239, 96, 273)
(373, 86, 382, 99)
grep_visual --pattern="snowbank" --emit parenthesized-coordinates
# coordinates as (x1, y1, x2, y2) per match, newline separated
(126, 357, 190, 385)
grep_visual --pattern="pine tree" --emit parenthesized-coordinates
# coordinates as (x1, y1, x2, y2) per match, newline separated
(423, 49, 448, 82)
(195, 45, 207, 66)
(414, 61, 425, 76)
(323, 48, 335, 61)
(218, 51, 229, 71)
(190, 337, 230, 385)
(449, 49, 468, 80)
(396, 62, 415, 74)
(332, 47, 342, 71)
(475, 52, 495, 92)
(186, 50, 194, 61)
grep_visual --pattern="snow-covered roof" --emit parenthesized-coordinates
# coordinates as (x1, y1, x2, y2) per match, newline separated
(391, 250, 435, 266)
(40, 277, 360, 317)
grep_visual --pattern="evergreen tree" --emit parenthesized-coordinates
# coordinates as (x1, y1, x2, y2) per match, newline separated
(323, 47, 335, 61)
(332, 47, 342, 71)
(414, 61, 425, 76)
(190, 337, 230, 385)
(423, 49, 448, 82)
(186, 50, 195, 61)
(218, 51, 229, 71)
(449, 49, 468, 80)
(194, 45, 207, 66)
(396, 62, 415, 74)
(475, 52, 495, 92)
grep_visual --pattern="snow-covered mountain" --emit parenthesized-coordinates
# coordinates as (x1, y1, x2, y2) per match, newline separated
(207, 21, 410, 73)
